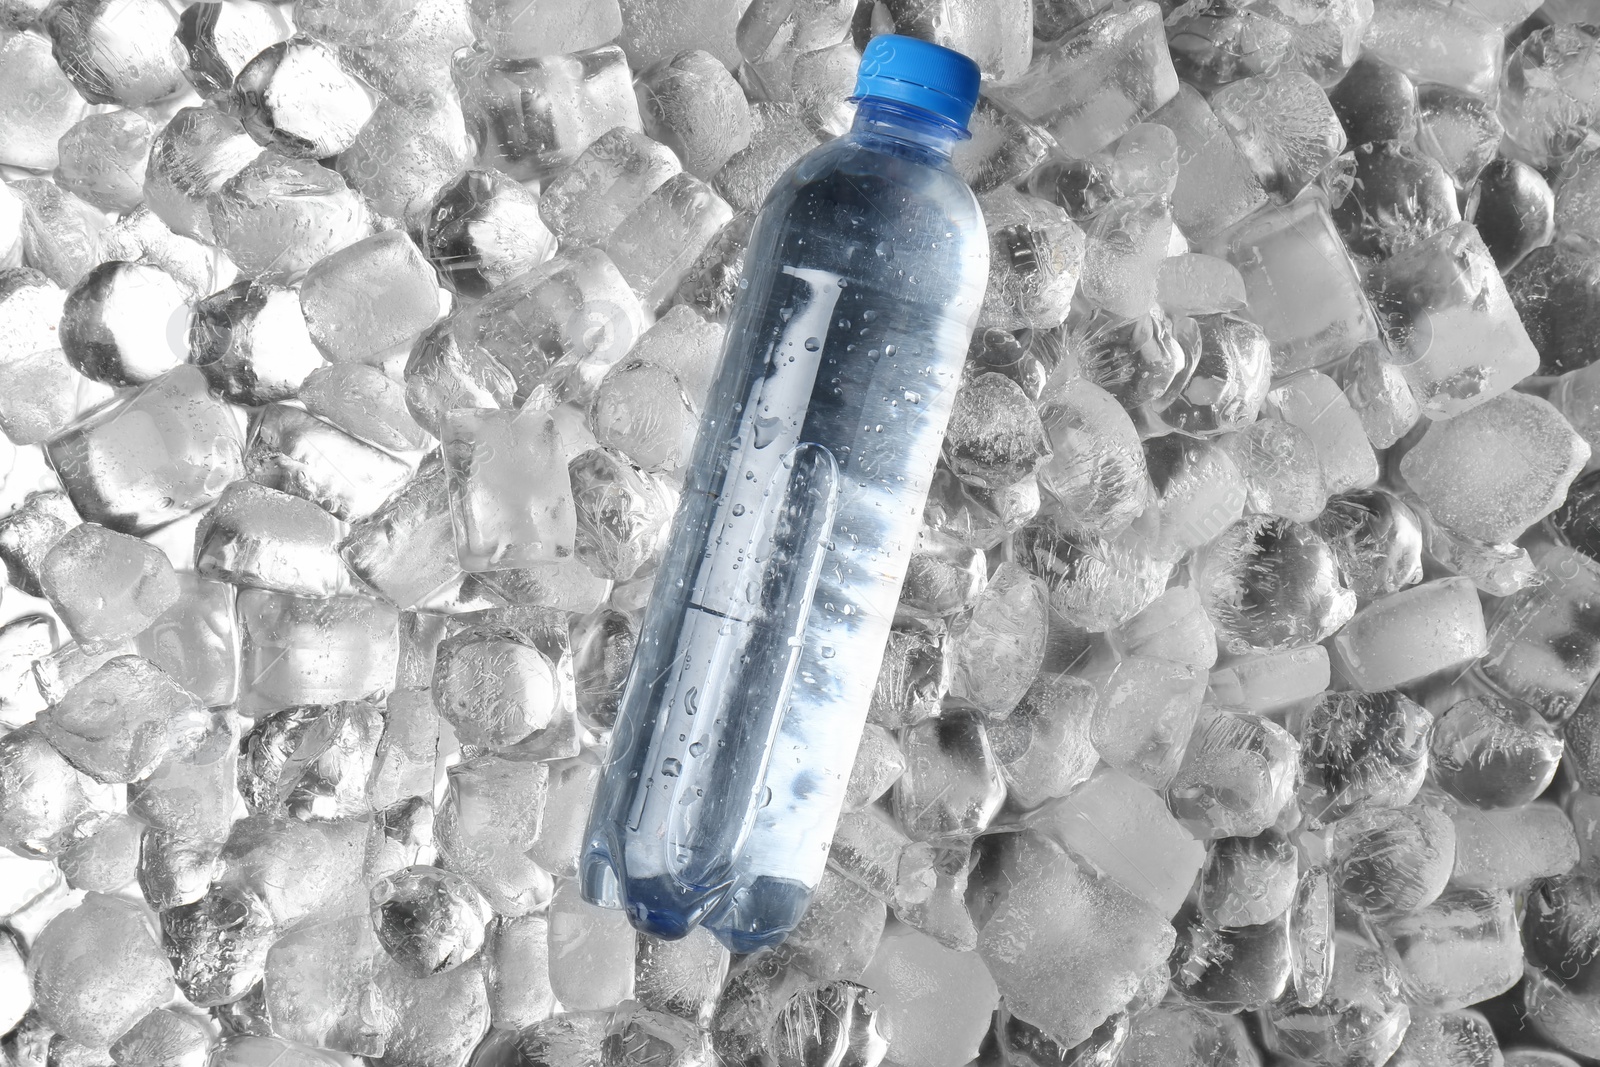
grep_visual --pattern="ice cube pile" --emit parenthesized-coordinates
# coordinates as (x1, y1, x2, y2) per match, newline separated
(4, 0, 1600, 1065)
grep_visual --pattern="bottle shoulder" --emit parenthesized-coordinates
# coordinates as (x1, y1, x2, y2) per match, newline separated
(767, 133, 987, 241)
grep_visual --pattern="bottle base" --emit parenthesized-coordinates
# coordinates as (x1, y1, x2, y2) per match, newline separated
(580, 845, 814, 953)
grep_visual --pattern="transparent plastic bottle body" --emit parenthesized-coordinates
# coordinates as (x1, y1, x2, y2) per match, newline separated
(580, 100, 988, 952)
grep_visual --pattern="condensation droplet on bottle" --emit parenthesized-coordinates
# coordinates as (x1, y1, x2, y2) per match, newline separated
(662, 758, 682, 777)
(760, 787, 773, 808)
(689, 740, 706, 757)
(804, 336, 821, 352)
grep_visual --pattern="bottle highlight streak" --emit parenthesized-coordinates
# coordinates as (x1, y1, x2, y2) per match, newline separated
(581, 35, 989, 952)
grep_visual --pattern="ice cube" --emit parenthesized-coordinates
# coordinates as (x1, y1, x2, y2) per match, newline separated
(233, 35, 377, 159)
(43, 0, 187, 106)
(133, 573, 239, 708)
(867, 626, 951, 729)
(59, 261, 189, 389)
(0, 270, 96, 444)
(1201, 195, 1375, 376)
(1266, 934, 1412, 1062)
(1222, 418, 1325, 523)
(39, 523, 180, 646)
(369, 865, 492, 978)
(970, 830, 1173, 1048)
(1330, 576, 1488, 692)
(954, 96, 1053, 196)
(189, 279, 326, 407)
(431, 625, 559, 751)
(235, 589, 399, 715)
(603, 172, 734, 313)
(176, 0, 292, 100)
(1327, 53, 1417, 146)
(207, 151, 373, 282)
(453, 43, 642, 183)
(99, 204, 237, 302)
(37, 655, 205, 785)
(1452, 802, 1578, 890)
(244, 405, 412, 523)
(1332, 802, 1456, 919)
(1199, 829, 1297, 928)
(0, 490, 77, 598)
(297, 366, 428, 455)
(107, 1009, 209, 1067)
(194, 481, 351, 598)
(238, 700, 383, 820)
(780, 864, 886, 982)
(539, 127, 680, 247)
(1118, 1003, 1252, 1067)
(13, 178, 105, 290)
(294, 0, 474, 105)
(419, 248, 647, 417)
(434, 754, 552, 915)
(1090, 654, 1206, 789)
(948, 562, 1048, 719)
(892, 709, 1006, 843)
(419, 169, 555, 299)
(1509, 245, 1600, 379)
(1361, 0, 1501, 98)
(633, 51, 752, 183)
(0, 615, 56, 728)
(1211, 72, 1347, 203)
(338, 456, 461, 610)
(0, 31, 89, 171)
(1148, 84, 1268, 240)
(993, 2, 1178, 157)
(298, 231, 442, 367)
(1333, 140, 1461, 259)
(1481, 542, 1600, 722)
(1079, 204, 1173, 320)
(1376, 886, 1520, 1011)
(1143, 434, 1249, 559)
(334, 95, 471, 228)
(1193, 515, 1356, 655)
(547, 881, 635, 1011)
(261, 914, 387, 1054)
(1025, 769, 1204, 918)
(1338, 339, 1422, 452)
(1165, 710, 1297, 840)
(1387, 1011, 1503, 1067)
(1035, 378, 1150, 540)
(857, 920, 997, 1067)
(1297, 689, 1432, 828)
(713, 103, 820, 215)
(1432, 695, 1561, 812)
(27, 894, 174, 1048)
(0, 725, 100, 855)
(467, 0, 621, 59)
(441, 407, 577, 572)
(1402, 390, 1588, 541)
(144, 107, 262, 246)
(568, 447, 674, 581)
(54, 110, 154, 214)
(1169, 904, 1291, 1013)
(985, 675, 1095, 810)
(1262, 373, 1378, 500)
(1310, 489, 1423, 604)
(616, 0, 744, 71)
(1151, 312, 1272, 438)
(1016, 517, 1171, 632)
(1367, 223, 1541, 419)
(128, 707, 236, 845)
(975, 190, 1085, 333)
(484, 914, 553, 1030)
(220, 813, 371, 929)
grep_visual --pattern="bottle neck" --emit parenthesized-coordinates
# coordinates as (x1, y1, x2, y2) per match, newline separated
(849, 98, 968, 159)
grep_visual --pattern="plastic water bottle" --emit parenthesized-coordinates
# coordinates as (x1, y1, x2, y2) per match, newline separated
(580, 35, 989, 952)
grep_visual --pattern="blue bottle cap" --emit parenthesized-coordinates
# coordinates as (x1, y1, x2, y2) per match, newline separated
(851, 34, 981, 132)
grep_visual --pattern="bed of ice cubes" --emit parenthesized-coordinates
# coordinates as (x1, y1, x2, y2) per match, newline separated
(4, 0, 1600, 1064)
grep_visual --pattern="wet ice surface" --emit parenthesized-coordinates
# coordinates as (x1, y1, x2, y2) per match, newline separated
(2, 1, 1600, 1066)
